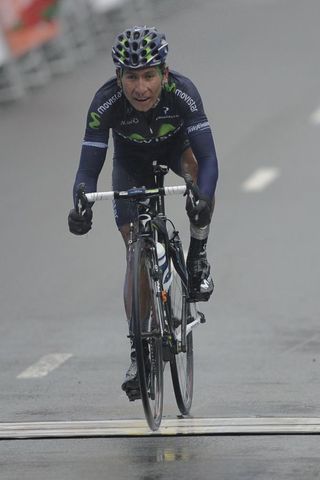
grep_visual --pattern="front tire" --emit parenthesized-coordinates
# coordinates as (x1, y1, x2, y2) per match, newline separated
(132, 238, 164, 431)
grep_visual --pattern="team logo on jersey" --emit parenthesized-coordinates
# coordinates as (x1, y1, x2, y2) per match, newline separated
(163, 107, 170, 115)
(89, 112, 101, 129)
(163, 81, 176, 93)
(116, 123, 181, 144)
(158, 123, 176, 137)
(120, 118, 139, 126)
(97, 91, 122, 114)
(175, 88, 198, 112)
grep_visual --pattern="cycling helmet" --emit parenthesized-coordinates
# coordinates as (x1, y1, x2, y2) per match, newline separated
(112, 26, 168, 69)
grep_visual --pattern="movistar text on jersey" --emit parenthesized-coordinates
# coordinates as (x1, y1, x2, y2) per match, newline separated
(98, 91, 122, 114)
(175, 89, 198, 112)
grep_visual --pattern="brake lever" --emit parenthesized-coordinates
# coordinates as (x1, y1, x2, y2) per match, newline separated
(184, 175, 200, 222)
(75, 183, 88, 215)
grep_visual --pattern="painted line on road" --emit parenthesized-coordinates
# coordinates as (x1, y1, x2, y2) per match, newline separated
(310, 107, 320, 125)
(17, 353, 73, 379)
(1, 417, 320, 439)
(242, 167, 280, 192)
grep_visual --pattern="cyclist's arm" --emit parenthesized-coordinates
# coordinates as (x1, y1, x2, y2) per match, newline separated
(73, 103, 110, 206)
(178, 78, 219, 199)
(186, 121, 218, 200)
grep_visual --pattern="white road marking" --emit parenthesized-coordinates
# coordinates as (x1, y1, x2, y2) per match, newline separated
(310, 107, 320, 125)
(242, 167, 280, 192)
(17, 353, 73, 379)
(1, 417, 320, 439)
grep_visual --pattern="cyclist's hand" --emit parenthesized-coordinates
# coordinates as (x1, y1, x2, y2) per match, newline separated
(68, 207, 93, 235)
(184, 176, 212, 228)
(68, 183, 93, 235)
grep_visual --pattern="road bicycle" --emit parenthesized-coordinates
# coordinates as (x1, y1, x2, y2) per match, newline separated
(76, 162, 205, 431)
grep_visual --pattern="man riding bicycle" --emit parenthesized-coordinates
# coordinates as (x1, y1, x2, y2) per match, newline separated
(68, 26, 219, 401)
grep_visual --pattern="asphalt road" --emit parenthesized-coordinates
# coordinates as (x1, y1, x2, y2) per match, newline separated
(1, 0, 320, 478)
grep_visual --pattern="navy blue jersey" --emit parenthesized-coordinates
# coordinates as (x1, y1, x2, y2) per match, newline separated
(74, 70, 218, 201)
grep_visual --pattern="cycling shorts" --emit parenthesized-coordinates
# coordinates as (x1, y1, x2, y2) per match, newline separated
(112, 132, 190, 227)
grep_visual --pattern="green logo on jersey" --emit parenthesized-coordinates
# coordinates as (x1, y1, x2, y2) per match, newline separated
(89, 112, 101, 129)
(158, 123, 176, 137)
(129, 133, 145, 141)
(163, 81, 176, 93)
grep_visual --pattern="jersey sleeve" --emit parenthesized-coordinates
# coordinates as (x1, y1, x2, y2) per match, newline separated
(73, 95, 110, 206)
(176, 77, 219, 199)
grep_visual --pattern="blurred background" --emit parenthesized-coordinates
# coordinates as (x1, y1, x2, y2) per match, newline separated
(0, 0, 184, 103)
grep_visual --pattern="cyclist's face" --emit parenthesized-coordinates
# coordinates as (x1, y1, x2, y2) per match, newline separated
(120, 67, 166, 112)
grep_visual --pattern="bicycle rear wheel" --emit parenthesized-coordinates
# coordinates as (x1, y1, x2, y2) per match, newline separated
(169, 266, 194, 415)
(132, 237, 164, 431)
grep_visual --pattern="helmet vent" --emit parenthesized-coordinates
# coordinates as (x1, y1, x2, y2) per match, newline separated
(131, 53, 139, 65)
(132, 41, 138, 51)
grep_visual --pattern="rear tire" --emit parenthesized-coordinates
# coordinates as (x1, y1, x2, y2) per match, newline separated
(169, 266, 194, 415)
(132, 238, 164, 431)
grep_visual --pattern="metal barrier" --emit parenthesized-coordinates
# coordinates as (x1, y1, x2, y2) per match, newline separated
(0, 0, 152, 104)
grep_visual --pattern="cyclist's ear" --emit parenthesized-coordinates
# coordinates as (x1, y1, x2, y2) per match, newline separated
(162, 66, 169, 86)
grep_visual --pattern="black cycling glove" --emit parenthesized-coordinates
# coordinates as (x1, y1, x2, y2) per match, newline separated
(185, 176, 212, 228)
(68, 208, 93, 235)
(68, 183, 93, 235)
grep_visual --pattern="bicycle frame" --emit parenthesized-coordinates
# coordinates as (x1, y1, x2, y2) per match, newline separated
(126, 166, 186, 354)
(80, 164, 204, 351)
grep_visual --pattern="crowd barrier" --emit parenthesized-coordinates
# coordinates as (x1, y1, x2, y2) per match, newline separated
(0, 0, 150, 103)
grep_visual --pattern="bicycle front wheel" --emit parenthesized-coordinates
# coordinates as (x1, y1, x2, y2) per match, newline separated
(132, 237, 164, 431)
(169, 267, 194, 415)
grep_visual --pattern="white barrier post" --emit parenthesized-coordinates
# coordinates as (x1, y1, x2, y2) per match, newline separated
(0, 30, 25, 102)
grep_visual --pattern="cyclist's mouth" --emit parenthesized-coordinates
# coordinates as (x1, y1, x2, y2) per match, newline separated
(134, 98, 150, 103)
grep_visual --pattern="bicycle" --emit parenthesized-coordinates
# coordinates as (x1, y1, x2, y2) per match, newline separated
(76, 162, 206, 431)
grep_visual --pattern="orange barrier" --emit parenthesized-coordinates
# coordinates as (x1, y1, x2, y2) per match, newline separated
(0, 0, 60, 58)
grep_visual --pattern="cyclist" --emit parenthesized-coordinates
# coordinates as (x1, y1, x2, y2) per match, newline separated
(68, 26, 219, 401)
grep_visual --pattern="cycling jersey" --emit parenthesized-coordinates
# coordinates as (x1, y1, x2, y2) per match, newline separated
(73, 70, 219, 205)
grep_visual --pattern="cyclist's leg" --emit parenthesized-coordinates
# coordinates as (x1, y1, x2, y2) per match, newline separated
(166, 134, 215, 301)
(118, 224, 150, 327)
(112, 154, 155, 398)
(112, 157, 155, 323)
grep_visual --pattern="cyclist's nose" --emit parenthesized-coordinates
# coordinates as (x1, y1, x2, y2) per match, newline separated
(134, 78, 148, 96)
